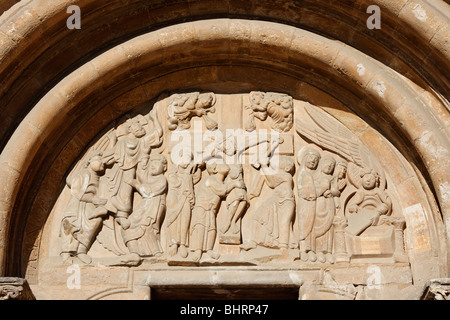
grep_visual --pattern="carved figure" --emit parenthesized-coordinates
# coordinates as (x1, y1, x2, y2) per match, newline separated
(122, 154, 168, 257)
(220, 164, 249, 243)
(168, 92, 217, 130)
(189, 163, 240, 262)
(332, 159, 348, 215)
(166, 155, 202, 259)
(312, 154, 337, 263)
(60, 151, 108, 264)
(345, 167, 392, 235)
(240, 156, 296, 252)
(296, 148, 320, 261)
(295, 104, 387, 191)
(105, 110, 163, 229)
(245, 91, 293, 132)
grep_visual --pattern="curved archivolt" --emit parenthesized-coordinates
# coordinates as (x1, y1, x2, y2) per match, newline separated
(0, 2, 448, 300)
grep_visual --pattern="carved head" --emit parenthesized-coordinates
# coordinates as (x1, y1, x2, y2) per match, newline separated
(360, 167, 380, 190)
(126, 119, 146, 138)
(249, 91, 265, 105)
(279, 156, 295, 174)
(206, 161, 230, 176)
(228, 164, 242, 180)
(87, 151, 105, 173)
(196, 93, 215, 109)
(149, 154, 168, 175)
(335, 159, 348, 178)
(320, 155, 336, 175)
(299, 148, 321, 170)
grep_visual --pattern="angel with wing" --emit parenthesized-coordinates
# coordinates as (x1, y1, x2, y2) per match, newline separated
(295, 104, 392, 237)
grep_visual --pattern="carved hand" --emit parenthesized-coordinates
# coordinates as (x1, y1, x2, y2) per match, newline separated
(93, 197, 107, 206)
(323, 190, 332, 198)
(248, 193, 257, 201)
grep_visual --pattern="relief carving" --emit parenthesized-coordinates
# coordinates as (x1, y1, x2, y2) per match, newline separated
(240, 156, 296, 253)
(123, 153, 168, 258)
(56, 92, 407, 267)
(60, 150, 108, 265)
(167, 92, 217, 130)
(244, 91, 293, 132)
(295, 104, 406, 263)
(345, 167, 392, 236)
(220, 164, 249, 244)
(166, 157, 201, 260)
(189, 162, 241, 262)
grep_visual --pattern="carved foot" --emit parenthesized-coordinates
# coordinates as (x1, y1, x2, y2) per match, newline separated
(168, 244, 177, 257)
(240, 241, 257, 251)
(189, 250, 202, 263)
(317, 252, 326, 263)
(326, 253, 335, 264)
(306, 251, 317, 262)
(206, 250, 220, 260)
(300, 250, 317, 262)
(77, 253, 92, 265)
(300, 251, 308, 261)
(179, 245, 188, 258)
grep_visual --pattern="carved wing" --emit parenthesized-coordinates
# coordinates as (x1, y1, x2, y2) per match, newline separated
(66, 128, 117, 188)
(296, 104, 386, 189)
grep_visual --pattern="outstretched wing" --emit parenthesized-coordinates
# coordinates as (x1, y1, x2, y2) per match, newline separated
(66, 128, 117, 187)
(296, 105, 386, 189)
(296, 119, 366, 167)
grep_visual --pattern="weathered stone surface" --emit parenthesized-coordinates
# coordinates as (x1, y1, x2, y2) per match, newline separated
(0, 2, 448, 300)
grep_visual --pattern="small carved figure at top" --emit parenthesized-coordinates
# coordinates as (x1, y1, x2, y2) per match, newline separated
(60, 150, 109, 265)
(345, 167, 392, 236)
(168, 92, 218, 130)
(244, 91, 293, 132)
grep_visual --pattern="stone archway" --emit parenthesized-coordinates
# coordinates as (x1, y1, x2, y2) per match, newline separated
(0, 2, 449, 300)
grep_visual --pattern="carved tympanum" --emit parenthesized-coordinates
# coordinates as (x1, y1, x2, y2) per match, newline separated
(57, 92, 406, 267)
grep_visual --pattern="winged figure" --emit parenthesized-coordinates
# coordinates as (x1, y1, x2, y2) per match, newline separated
(295, 104, 386, 190)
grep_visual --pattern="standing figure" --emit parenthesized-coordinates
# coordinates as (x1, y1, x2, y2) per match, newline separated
(220, 164, 249, 244)
(297, 148, 321, 262)
(105, 111, 163, 229)
(166, 156, 201, 259)
(60, 151, 108, 265)
(189, 163, 240, 262)
(123, 154, 168, 258)
(312, 154, 337, 263)
(240, 156, 296, 253)
(332, 159, 348, 216)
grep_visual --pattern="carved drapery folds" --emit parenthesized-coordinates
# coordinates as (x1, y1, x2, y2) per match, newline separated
(57, 92, 407, 267)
